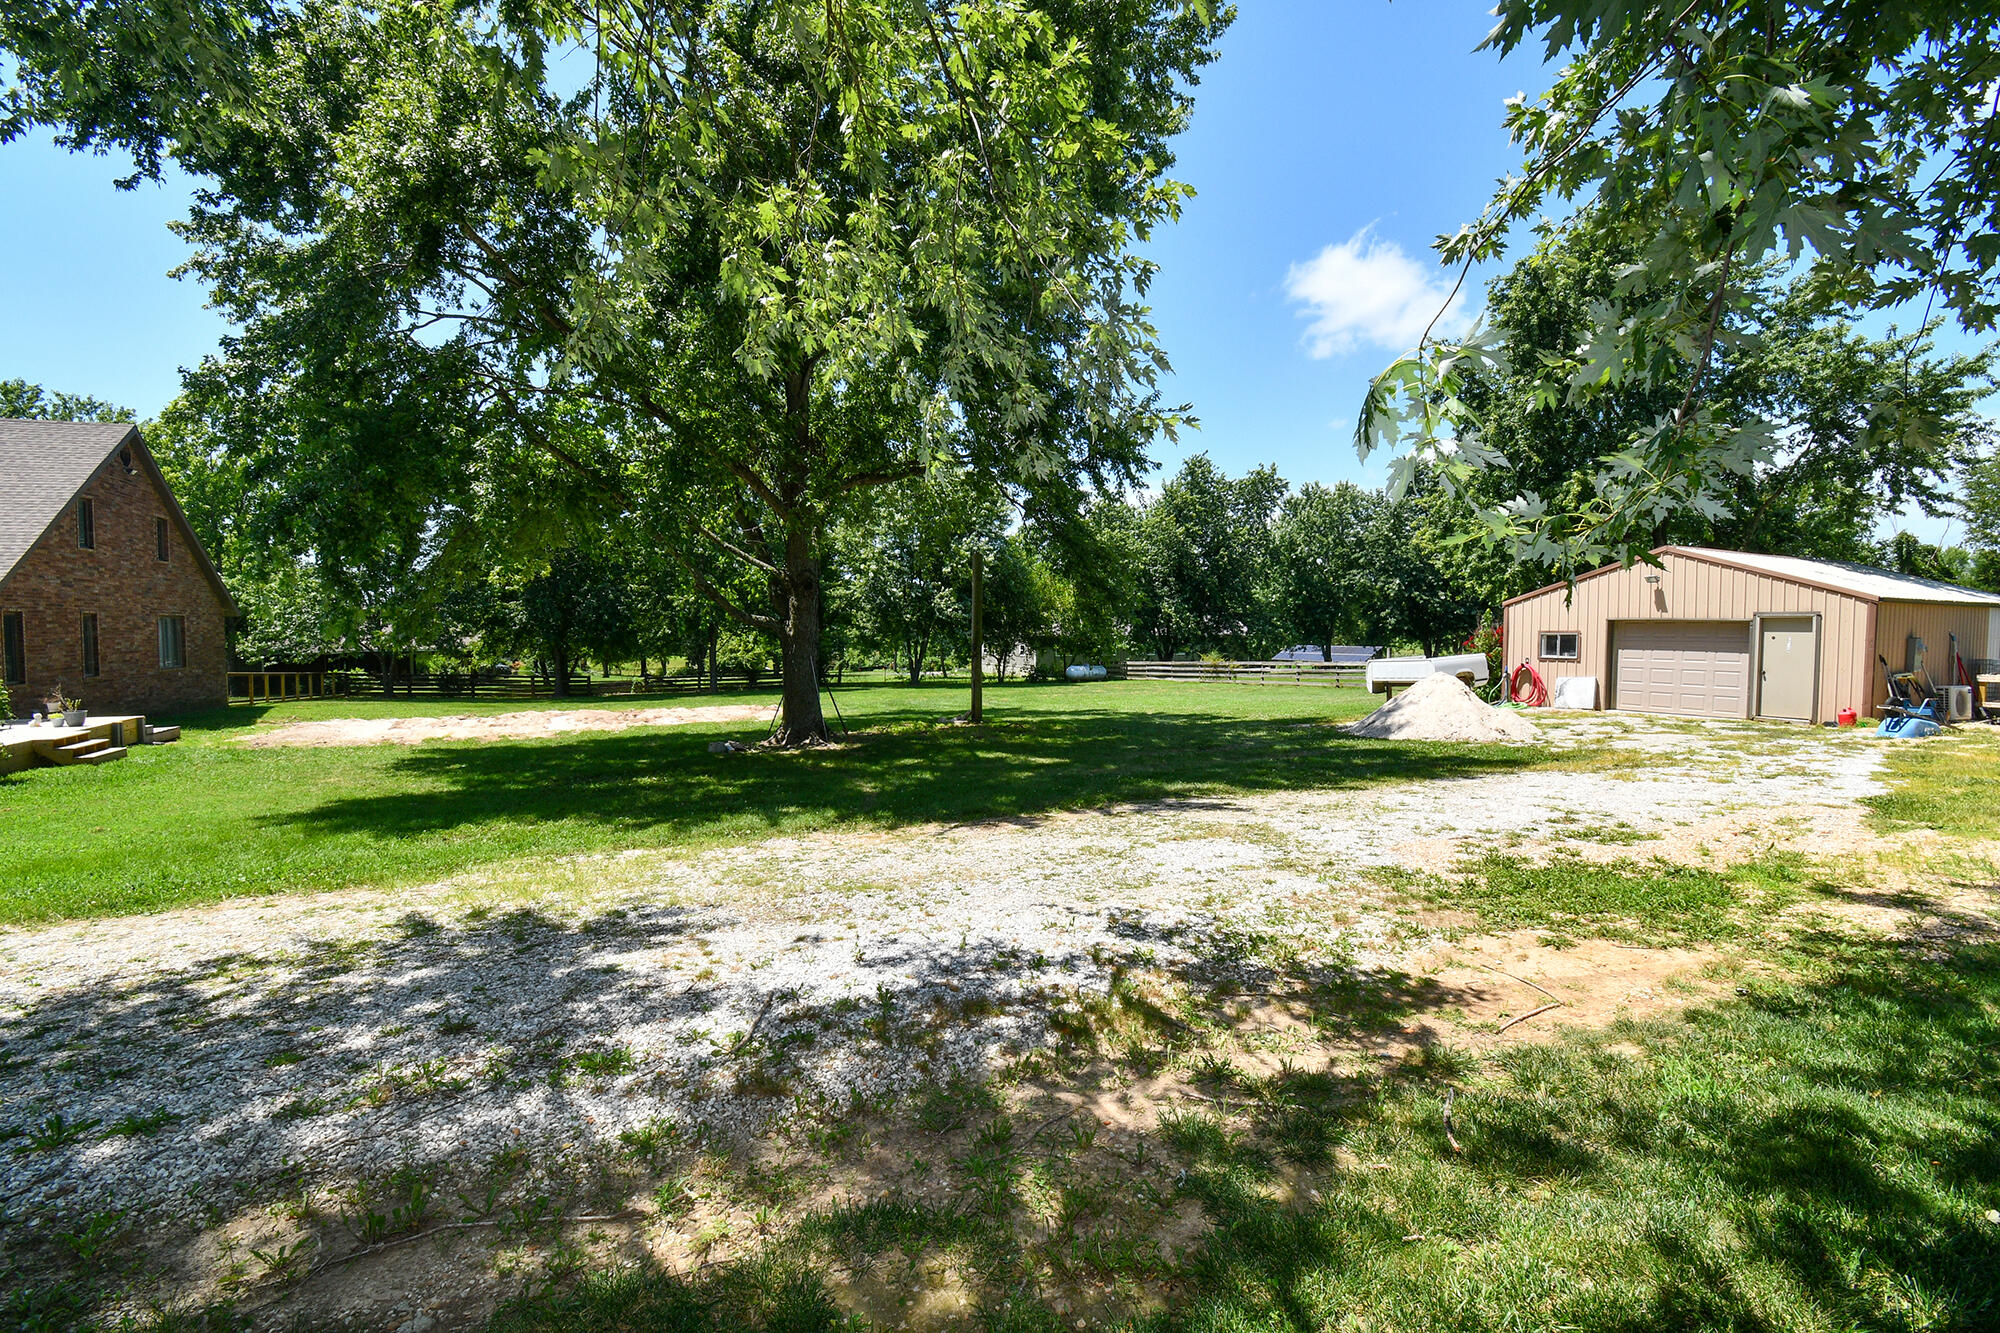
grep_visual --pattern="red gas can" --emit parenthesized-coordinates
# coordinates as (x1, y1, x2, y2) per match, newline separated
(1837, 707, 1857, 726)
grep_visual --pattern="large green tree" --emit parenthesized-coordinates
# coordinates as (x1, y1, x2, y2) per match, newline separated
(1362, 0, 2000, 572)
(1263, 481, 1384, 661)
(1453, 231, 1994, 576)
(1129, 454, 1285, 659)
(9, 0, 1229, 743)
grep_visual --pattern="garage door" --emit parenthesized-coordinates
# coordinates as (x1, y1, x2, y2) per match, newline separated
(1613, 621, 1750, 719)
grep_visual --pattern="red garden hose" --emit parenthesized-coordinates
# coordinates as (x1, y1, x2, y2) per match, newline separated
(1509, 660, 1548, 707)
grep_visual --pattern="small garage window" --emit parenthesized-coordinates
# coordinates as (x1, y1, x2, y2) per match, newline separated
(1540, 631, 1580, 661)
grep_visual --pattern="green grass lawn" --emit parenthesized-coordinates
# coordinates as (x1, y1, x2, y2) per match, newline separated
(1864, 727, 2000, 840)
(473, 935, 2000, 1333)
(0, 681, 1575, 926)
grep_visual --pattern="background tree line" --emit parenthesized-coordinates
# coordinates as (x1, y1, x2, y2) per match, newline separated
(11, 206, 1997, 684)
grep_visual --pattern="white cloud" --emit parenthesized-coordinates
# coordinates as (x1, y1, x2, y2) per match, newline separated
(1284, 227, 1468, 358)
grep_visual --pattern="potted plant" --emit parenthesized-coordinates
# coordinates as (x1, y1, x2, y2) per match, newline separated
(51, 685, 85, 728)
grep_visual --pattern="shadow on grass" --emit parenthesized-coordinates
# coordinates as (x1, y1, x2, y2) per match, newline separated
(267, 703, 1547, 846)
(0, 886, 1466, 1328)
(9, 914, 1995, 1331)
(1140, 931, 2000, 1332)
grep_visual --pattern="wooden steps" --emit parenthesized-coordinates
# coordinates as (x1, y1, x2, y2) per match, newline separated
(144, 724, 181, 744)
(35, 735, 127, 765)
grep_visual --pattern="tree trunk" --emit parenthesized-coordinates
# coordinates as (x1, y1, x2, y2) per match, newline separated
(552, 638, 571, 698)
(969, 548, 983, 723)
(770, 530, 829, 745)
(707, 630, 719, 694)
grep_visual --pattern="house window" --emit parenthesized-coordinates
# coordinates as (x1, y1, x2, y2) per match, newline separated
(3, 612, 23, 685)
(1540, 631, 1581, 661)
(158, 615, 186, 669)
(77, 498, 95, 549)
(156, 517, 170, 561)
(81, 614, 100, 678)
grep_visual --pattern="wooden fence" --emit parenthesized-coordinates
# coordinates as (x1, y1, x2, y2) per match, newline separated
(228, 671, 335, 702)
(1118, 659, 1367, 687)
(231, 670, 770, 702)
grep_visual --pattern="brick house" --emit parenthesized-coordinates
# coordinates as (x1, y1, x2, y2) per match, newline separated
(1, 419, 237, 717)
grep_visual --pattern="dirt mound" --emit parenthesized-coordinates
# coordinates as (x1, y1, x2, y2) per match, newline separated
(242, 703, 770, 747)
(1343, 672, 1539, 743)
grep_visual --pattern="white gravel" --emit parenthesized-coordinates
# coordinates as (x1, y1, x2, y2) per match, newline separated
(0, 716, 1886, 1229)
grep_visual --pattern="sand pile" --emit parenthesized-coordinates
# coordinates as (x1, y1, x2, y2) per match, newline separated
(1343, 672, 1539, 743)
(242, 702, 770, 747)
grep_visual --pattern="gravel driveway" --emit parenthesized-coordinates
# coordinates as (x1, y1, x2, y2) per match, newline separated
(2, 717, 1884, 1236)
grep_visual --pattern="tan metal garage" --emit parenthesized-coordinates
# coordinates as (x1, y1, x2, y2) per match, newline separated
(1502, 547, 2000, 723)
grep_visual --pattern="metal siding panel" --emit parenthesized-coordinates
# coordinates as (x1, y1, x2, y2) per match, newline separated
(1828, 598, 1854, 721)
(1842, 596, 1869, 719)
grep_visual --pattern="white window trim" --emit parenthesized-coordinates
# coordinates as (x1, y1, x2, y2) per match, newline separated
(1539, 631, 1581, 662)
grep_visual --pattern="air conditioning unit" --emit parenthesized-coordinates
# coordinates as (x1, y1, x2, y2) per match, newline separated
(1943, 685, 1974, 722)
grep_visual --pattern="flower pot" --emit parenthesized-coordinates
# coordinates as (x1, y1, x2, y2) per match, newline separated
(63, 709, 86, 728)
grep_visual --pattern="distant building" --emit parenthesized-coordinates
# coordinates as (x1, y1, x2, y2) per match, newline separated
(1, 420, 237, 717)
(1503, 546, 2000, 721)
(1271, 645, 1382, 664)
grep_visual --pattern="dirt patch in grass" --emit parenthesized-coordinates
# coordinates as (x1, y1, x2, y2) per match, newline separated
(1396, 929, 1747, 1051)
(239, 703, 773, 747)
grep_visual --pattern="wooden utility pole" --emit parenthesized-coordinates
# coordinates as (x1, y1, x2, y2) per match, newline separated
(969, 546, 984, 723)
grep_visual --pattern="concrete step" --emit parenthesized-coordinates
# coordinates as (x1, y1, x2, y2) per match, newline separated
(144, 725, 181, 744)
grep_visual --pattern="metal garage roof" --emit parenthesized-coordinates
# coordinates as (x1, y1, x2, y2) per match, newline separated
(1665, 547, 2000, 606)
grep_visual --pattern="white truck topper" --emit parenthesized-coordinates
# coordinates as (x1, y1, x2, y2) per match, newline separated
(1363, 652, 1491, 695)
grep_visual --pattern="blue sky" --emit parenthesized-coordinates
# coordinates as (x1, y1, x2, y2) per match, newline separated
(0, 1, 1972, 541)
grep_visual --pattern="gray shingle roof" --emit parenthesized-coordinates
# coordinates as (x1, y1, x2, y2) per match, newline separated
(0, 418, 139, 579)
(0, 418, 237, 613)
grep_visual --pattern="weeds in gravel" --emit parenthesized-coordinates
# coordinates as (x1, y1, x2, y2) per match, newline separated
(1443, 851, 1821, 943)
(105, 1108, 179, 1137)
(18, 1112, 101, 1152)
(247, 1236, 314, 1286)
(618, 1119, 684, 1170)
(53, 1211, 125, 1266)
(344, 1164, 437, 1243)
